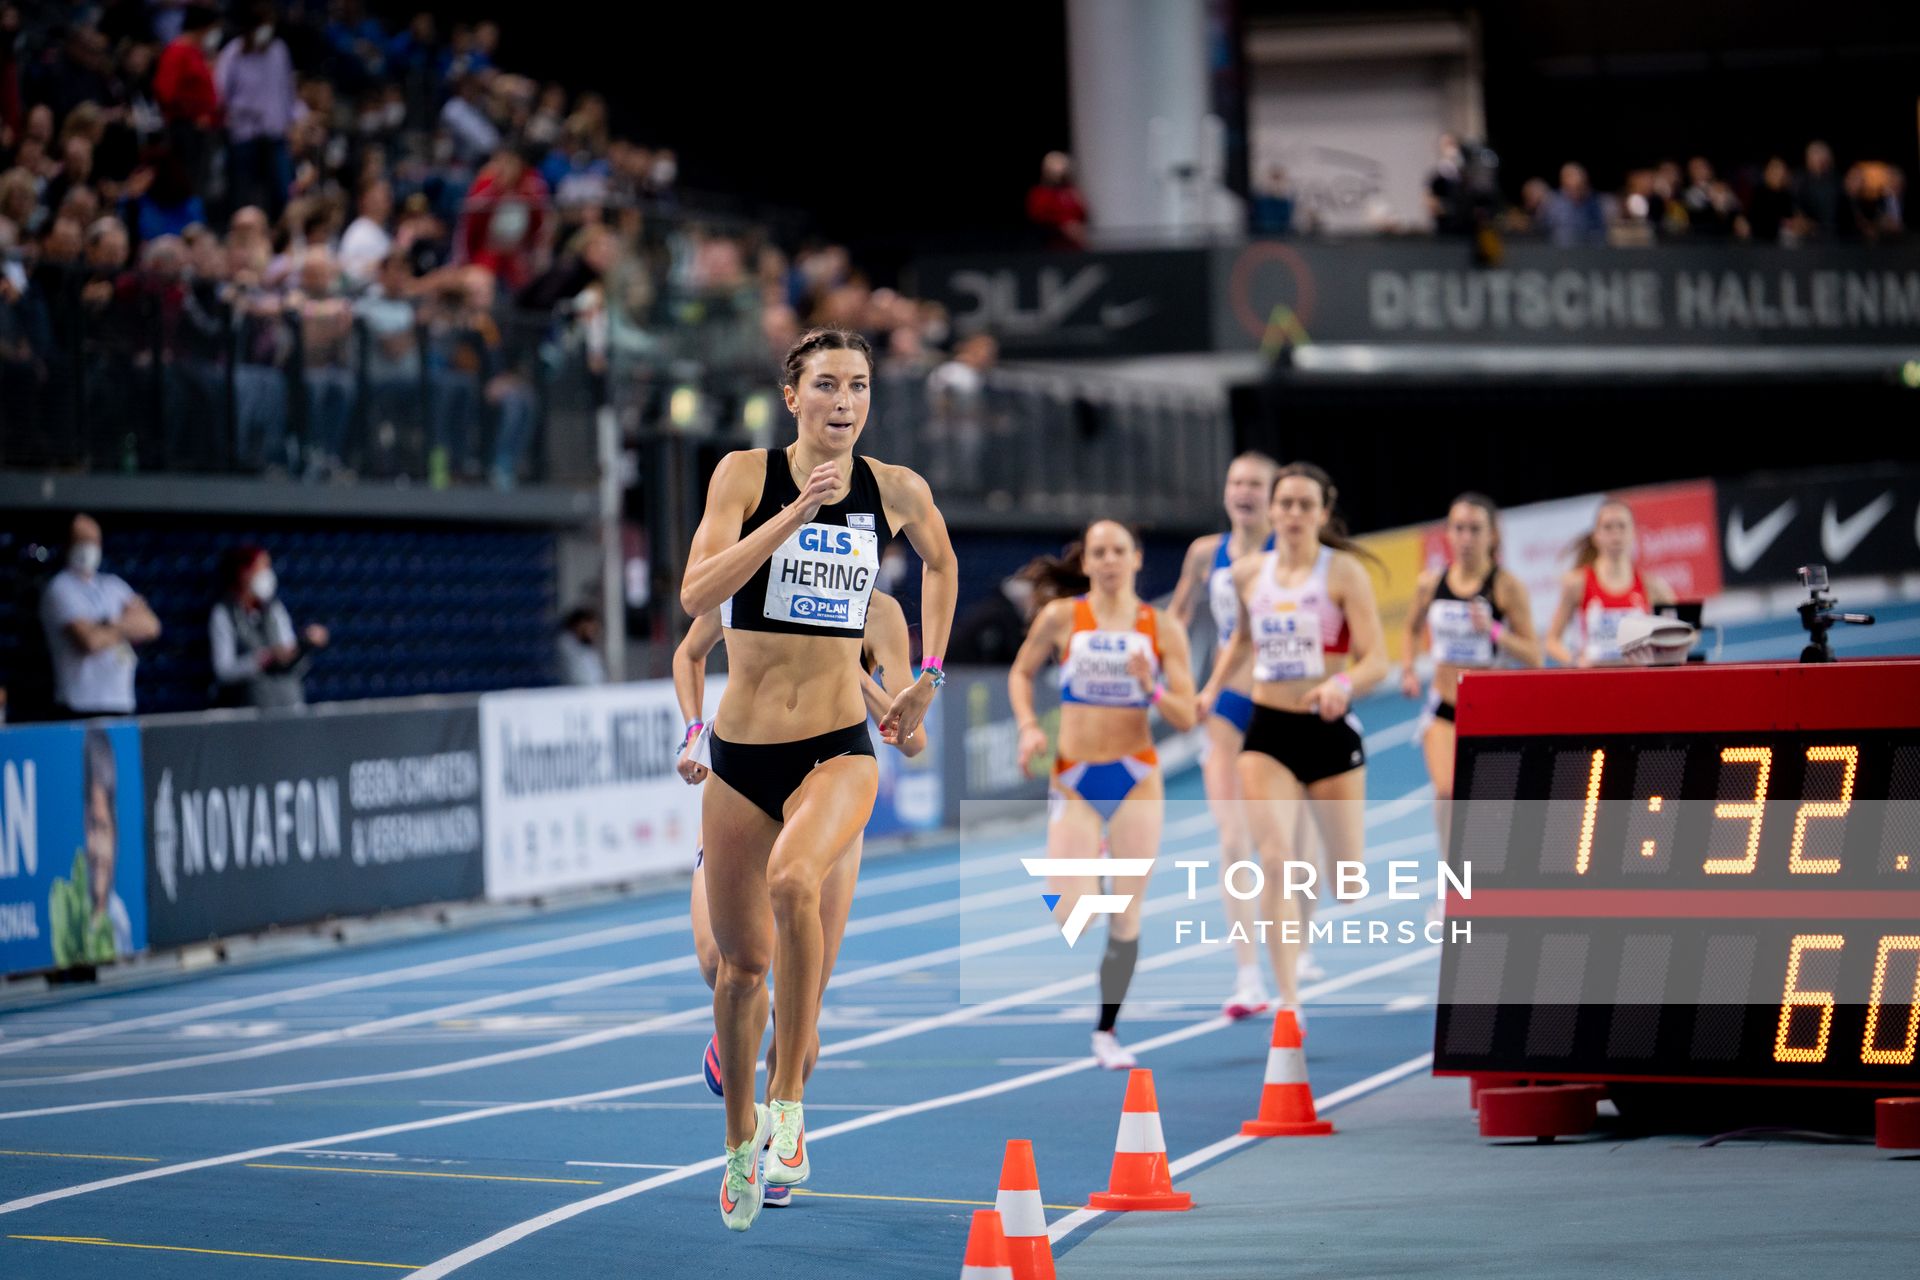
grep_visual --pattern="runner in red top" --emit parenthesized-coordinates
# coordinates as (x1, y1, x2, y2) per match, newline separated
(1546, 499, 1676, 667)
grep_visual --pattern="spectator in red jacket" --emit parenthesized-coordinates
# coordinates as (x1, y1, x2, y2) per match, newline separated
(156, 6, 221, 126)
(155, 5, 222, 193)
(457, 142, 550, 291)
(1026, 150, 1089, 250)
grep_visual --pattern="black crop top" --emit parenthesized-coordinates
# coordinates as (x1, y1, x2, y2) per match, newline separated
(1431, 564, 1506, 622)
(720, 448, 895, 638)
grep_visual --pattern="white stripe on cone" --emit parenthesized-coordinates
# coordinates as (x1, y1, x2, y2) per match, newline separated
(1115, 1110, 1167, 1154)
(1263, 1047, 1309, 1086)
(994, 1187, 1048, 1239)
(961, 1266, 1014, 1279)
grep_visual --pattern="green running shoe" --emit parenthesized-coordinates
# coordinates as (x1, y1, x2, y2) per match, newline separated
(719, 1103, 770, 1232)
(764, 1099, 809, 1186)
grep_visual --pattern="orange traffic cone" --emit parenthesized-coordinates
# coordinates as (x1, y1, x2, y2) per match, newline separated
(1240, 1007, 1334, 1136)
(960, 1209, 1015, 1280)
(995, 1139, 1055, 1280)
(1087, 1069, 1192, 1212)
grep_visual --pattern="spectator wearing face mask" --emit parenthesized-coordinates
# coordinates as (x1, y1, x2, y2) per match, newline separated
(210, 544, 328, 707)
(1027, 150, 1089, 250)
(40, 512, 162, 718)
(457, 141, 550, 291)
(217, 2, 298, 219)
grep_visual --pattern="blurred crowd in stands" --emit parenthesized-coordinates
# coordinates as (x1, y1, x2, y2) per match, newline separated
(0, 0, 983, 487)
(1438, 137, 1905, 247)
(1248, 134, 1906, 244)
(4, 1, 1901, 493)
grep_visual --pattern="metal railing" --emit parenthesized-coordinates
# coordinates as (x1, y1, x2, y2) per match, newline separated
(0, 268, 599, 488)
(4, 267, 1236, 526)
(857, 367, 1233, 523)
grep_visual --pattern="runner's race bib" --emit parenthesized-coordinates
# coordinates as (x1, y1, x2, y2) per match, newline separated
(1062, 630, 1155, 706)
(762, 521, 879, 630)
(1208, 568, 1240, 641)
(1253, 607, 1325, 682)
(1583, 603, 1639, 664)
(1428, 599, 1494, 667)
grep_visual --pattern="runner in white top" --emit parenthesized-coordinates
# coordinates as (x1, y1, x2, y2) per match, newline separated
(1171, 451, 1285, 1017)
(1202, 463, 1388, 1018)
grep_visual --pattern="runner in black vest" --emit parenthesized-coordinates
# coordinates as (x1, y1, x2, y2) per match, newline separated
(1402, 494, 1540, 885)
(680, 328, 956, 1232)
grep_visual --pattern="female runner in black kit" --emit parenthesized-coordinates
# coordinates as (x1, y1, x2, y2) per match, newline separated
(680, 328, 957, 1232)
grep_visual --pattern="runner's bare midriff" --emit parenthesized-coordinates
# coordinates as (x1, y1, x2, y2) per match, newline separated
(1058, 703, 1155, 764)
(717, 629, 868, 742)
(1253, 656, 1351, 717)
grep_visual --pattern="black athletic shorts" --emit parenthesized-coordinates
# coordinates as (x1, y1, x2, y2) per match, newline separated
(708, 721, 876, 823)
(1241, 704, 1366, 786)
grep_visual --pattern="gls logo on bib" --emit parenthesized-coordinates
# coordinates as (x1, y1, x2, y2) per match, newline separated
(764, 521, 879, 629)
(798, 527, 857, 555)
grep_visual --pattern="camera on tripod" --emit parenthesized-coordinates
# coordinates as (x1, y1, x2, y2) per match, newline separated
(1798, 564, 1875, 663)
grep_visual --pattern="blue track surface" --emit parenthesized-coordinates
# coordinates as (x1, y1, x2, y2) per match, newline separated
(1, 606, 1913, 1278)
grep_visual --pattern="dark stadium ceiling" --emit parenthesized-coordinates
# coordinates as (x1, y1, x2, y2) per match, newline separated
(1243, 1, 1920, 56)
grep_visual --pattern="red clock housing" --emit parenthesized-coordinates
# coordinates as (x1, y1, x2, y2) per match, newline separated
(1434, 659, 1920, 1090)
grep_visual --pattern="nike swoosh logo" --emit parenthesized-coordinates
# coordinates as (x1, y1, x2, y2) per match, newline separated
(813, 752, 850, 768)
(780, 1133, 805, 1168)
(1099, 297, 1156, 329)
(1821, 492, 1896, 563)
(1724, 500, 1798, 572)
(721, 1182, 737, 1213)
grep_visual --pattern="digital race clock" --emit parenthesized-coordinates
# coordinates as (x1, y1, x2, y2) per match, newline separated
(1434, 660, 1920, 1089)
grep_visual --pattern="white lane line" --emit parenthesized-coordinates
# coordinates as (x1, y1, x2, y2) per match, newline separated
(0, 957, 703, 1090)
(1045, 1050, 1436, 1247)
(0, 871, 1115, 1090)
(0, 884, 1435, 1216)
(0, 857, 1221, 1120)
(1363, 783, 1433, 827)
(0, 851, 974, 1058)
(0, 794, 1427, 1098)
(0, 699, 1430, 1060)
(403, 948, 1438, 1280)
(0, 917, 690, 1059)
(940, 744, 1428, 886)
(564, 1162, 681, 1171)
(1362, 716, 1422, 754)
(0, 810, 1440, 1119)
(297, 1150, 398, 1159)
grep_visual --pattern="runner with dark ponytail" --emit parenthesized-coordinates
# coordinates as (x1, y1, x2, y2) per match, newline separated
(681, 327, 957, 1232)
(1402, 492, 1541, 885)
(1201, 462, 1389, 1021)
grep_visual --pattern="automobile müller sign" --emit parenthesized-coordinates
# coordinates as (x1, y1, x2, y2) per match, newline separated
(479, 682, 695, 901)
